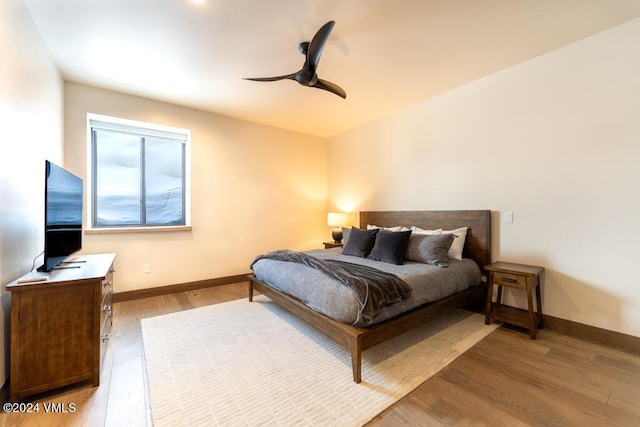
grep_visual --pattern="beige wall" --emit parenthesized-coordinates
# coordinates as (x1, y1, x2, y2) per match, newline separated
(64, 83, 328, 293)
(0, 0, 64, 385)
(328, 18, 640, 338)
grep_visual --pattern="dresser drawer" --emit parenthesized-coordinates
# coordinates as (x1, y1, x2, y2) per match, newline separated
(101, 273, 114, 297)
(100, 307, 113, 341)
(99, 266, 115, 366)
(100, 275, 113, 337)
(493, 272, 526, 289)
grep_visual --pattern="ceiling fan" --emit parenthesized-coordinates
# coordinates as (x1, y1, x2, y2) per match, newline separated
(244, 20, 347, 99)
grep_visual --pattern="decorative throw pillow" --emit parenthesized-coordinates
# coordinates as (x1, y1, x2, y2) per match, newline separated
(442, 227, 468, 260)
(367, 230, 413, 265)
(411, 226, 442, 235)
(405, 233, 455, 267)
(342, 227, 379, 258)
(367, 224, 411, 232)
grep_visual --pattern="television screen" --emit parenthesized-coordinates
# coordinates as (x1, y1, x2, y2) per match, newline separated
(40, 160, 83, 272)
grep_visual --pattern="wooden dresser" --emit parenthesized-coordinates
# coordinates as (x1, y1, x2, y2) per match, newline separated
(7, 253, 116, 401)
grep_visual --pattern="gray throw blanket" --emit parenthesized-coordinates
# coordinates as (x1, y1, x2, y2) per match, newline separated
(251, 250, 412, 324)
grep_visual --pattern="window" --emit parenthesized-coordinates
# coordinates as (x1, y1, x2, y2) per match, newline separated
(87, 114, 190, 230)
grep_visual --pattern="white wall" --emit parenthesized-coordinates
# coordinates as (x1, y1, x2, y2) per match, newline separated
(0, 0, 63, 386)
(64, 83, 328, 293)
(328, 18, 640, 338)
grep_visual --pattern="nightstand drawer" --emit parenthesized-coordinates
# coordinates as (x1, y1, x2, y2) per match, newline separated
(493, 272, 526, 289)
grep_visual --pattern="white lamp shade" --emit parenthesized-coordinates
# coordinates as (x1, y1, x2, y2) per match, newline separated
(327, 212, 347, 227)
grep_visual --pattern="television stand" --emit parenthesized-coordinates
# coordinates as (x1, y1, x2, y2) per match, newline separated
(7, 253, 116, 401)
(53, 260, 87, 270)
(36, 259, 87, 272)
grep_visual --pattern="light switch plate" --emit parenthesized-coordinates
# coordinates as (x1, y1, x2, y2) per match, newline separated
(504, 211, 514, 223)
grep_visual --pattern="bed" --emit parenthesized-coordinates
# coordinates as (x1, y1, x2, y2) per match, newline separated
(248, 210, 491, 383)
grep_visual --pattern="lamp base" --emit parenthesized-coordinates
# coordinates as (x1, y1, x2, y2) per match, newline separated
(331, 228, 343, 244)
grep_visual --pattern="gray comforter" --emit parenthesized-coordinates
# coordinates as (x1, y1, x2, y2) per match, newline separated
(251, 250, 412, 323)
(251, 248, 482, 327)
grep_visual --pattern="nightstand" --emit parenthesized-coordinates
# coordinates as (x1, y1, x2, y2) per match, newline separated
(484, 261, 544, 339)
(323, 242, 344, 249)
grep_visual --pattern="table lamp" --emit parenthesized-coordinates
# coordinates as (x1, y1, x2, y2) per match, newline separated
(327, 212, 348, 243)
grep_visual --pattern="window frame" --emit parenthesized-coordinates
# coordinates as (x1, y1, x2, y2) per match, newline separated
(86, 113, 192, 233)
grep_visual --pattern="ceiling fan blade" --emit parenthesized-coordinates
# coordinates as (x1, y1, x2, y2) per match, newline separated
(306, 21, 335, 74)
(243, 74, 296, 82)
(312, 78, 347, 99)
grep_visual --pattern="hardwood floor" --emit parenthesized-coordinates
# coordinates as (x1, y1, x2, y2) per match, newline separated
(368, 326, 640, 426)
(1, 281, 639, 426)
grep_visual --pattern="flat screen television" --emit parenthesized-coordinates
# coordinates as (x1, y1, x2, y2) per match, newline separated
(38, 160, 84, 272)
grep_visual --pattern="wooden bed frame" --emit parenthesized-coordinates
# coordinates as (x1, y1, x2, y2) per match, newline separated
(248, 210, 491, 383)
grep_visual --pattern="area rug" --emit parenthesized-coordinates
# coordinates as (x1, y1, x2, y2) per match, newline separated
(141, 295, 498, 426)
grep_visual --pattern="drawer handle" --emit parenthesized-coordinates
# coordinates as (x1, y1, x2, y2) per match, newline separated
(102, 280, 112, 287)
(501, 277, 517, 284)
(101, 333, 110, 342)
(102, 305, 111, 312)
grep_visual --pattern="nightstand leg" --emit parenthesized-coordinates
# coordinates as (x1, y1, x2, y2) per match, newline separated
(527, 289, 537, 339)
(484, 273, 494, 325)
(536, 281, 543, 328)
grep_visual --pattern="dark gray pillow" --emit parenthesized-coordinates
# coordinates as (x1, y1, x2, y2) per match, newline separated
(342, 227, 351, 245)
(405, 234, 455, 267)
(342, 227, 379, 258)
(367, 230, 413, 265)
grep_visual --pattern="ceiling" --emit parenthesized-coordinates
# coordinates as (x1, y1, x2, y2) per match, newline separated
(23, 0, 640, 138)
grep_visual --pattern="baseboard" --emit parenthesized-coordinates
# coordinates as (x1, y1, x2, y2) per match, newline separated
(542, 314, 640, 356)
(113, 273, 250, 303)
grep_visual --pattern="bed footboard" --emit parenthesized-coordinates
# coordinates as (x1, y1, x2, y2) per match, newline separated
(248, 274, 487, 383)
(249, 275, 365, 382)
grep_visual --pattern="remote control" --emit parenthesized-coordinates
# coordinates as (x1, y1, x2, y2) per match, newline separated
(17, 276, 49, 284)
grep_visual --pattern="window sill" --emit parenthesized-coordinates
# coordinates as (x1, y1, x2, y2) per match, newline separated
(85, 225, 192, 234)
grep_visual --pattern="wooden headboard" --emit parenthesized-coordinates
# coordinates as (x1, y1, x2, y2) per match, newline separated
(359, 210, 492, 269)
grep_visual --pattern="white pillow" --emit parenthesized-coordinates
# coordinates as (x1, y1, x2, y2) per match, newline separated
(410, 226, 442, 235)
(442, 227, 468, 260)
(367, 224, 410, 232)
